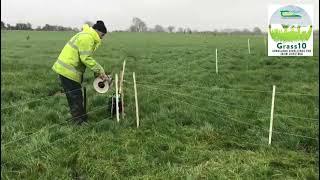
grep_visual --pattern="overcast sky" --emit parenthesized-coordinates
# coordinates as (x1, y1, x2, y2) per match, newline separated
(1, 0, 319, 31)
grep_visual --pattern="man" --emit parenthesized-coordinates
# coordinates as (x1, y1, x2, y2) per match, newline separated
(52, 20, 109, 124)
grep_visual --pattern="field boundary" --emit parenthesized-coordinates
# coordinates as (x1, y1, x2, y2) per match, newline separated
(125, 81, 318, 141)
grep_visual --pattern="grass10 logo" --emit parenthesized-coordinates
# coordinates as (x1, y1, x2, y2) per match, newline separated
(268, 4, 313, 56)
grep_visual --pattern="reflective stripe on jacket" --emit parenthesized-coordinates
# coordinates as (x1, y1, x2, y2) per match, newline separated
(52, 24, 104, 83)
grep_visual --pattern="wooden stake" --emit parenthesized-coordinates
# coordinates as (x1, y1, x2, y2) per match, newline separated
(133, 72, 139, 128)
(215, 48, 218, 74)
(115, 74, 119, 122)
(111, 96, 114, 118)
(248, 38, 251, 54)
(120, 60, 126, 119)
(268, 85, 276, 145)
(119, 60, 126, 92)
(119, 71, 124, 118)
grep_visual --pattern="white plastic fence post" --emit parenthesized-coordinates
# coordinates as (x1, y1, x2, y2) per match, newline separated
(268, 85, 276, 145)
(120, 60, 126, 119)
(133, 72, 140, 128)
(248, 38, 251, 54)
(119, 60, 126, 93)
(215, 48, 218, 74)
(115, 74, 119, 123)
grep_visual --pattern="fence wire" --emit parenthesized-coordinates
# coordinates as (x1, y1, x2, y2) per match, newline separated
(135, 82, 318, 140)
(126, 81, 318, 122)
(124, 80, 318, 97)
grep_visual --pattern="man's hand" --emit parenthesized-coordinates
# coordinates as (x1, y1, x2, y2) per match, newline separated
(99, 73, 109, 82)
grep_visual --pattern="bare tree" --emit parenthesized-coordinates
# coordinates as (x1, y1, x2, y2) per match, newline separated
(167, 26, 175, 33)
(6, 23, 11, 30)
(15, 23, 32, 30)
(185, 27, 192, 34)
(253, 27, 262, 34)
(129, 25, 138, 32)
(130, 17, 147, 32)
(26, 22, 32, 30)
(154, 25, 165, 32)
(1, 21, 5, 29)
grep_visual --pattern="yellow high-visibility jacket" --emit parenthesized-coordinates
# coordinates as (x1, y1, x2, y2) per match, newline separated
(52, 24, 105, 83)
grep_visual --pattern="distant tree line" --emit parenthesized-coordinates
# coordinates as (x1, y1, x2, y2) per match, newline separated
(122, 18, 320, 35)
(124, 17, 266, 35)
(1, 21, 78, 31)
(2, 19, 319, 35)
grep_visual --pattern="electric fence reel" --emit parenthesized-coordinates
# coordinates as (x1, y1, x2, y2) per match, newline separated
(93, 75, 113, 94)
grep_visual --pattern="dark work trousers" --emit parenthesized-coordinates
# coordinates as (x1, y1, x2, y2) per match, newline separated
(59, 75, 87, 123)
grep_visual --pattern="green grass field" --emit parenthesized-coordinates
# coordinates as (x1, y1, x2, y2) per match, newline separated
(1, 30, 319, 179)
